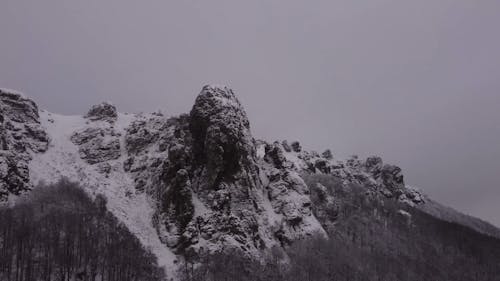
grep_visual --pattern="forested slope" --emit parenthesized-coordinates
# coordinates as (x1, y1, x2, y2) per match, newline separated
(304, 174, 500, 281)
(178, 174, 500, 281)
(0, 180, 166, 281)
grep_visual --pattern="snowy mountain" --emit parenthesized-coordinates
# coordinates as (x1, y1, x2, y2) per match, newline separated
(1, 86, 499, 278)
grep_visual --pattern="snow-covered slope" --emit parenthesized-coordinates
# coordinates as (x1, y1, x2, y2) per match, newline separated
(28, 110, 177, 271)
(0, 86, 432, 276)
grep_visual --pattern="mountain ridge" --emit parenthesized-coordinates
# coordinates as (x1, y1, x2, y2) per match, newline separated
(1, 86, 499, 278)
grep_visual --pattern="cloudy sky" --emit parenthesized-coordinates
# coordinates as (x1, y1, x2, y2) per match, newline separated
(1, 0, 499, 226)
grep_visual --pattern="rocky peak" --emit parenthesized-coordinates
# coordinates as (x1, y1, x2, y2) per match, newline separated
(189, 85, 256, 190)
(85, 102, 117, 122)
(0, 85, 430, 274)
(147, 85, 326, 254)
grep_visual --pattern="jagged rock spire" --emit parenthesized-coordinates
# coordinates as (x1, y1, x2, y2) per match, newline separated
(189, 85, 257, 190)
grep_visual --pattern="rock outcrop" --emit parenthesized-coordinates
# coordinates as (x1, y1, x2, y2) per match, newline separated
(155, 85, 317, 254)
(117, 86, 327, 256)
(0, 85, 427, 274)
(189, 85, 258, 191)
(261, 142, 320, 244)
(71, 126, 121, 165)
(255, 141, 424, 205)
(85, 102, 117, 122)
(0, 89, 48, 200)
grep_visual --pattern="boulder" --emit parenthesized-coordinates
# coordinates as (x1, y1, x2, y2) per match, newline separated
(85, 102, 117, 122)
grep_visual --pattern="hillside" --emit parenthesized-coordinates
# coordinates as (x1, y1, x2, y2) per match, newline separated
(0, 180, 165, 281)
(1, 86, 499, 280)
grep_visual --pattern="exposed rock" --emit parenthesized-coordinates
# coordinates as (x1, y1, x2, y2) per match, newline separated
(162, 85, 269, 252)
(401, 185, 425, 205)
(70, 127, 106, 145)
(85, 102, 117, 122)
(82, 138, 121, 165)
(122, 114, 186, 212)
(0, 85, 431, 273)
(291, 141, 302, 152)
(380, 164, 405, 197)
(160, 169, 195, 248)
(346, 155, 361, 169)
(71, 127, 121, 164)
(314, 159, 330, 174)
(260, 139, 423, 205)
(0, 90, 39, 124)
(310, 182, 338, 228)
(281, 140, 292, 152)
(0, 89, 49, 200)
(125, 119, 162, 154)
(189, 85, 258, 190)
(0, 151, 30, 199)
(264, 142, 286, 169)
(322, 149, 333, 160)
(364, 156, 383, 178)
(23, 123, 50, 152)
(138, 86, 326, 255)
(262, 141, 324, 245)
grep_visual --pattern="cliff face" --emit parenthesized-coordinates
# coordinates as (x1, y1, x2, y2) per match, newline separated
(0, 89, 49, 200)
(4, 85, 493, 276)
(121, 85, 325, 257)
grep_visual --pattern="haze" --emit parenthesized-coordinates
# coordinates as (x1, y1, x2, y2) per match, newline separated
(1, 0, 499, 226)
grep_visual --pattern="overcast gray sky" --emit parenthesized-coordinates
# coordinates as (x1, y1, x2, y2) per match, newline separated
(1, 0, 499, 226)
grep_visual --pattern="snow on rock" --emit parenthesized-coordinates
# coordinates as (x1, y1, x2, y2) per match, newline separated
(70, 126, 121, 165)
(147, 85, 325, 256)
(27, 109, 177, 273)
(114, 85, 326, 260)
(85, 102, 118, 123)
(257, 140, 424, 205)
(0, 89, 49, 201)
(259, 142, 326, 244)
(0, 85, 426, 278)
(189, 84, 258, 191)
